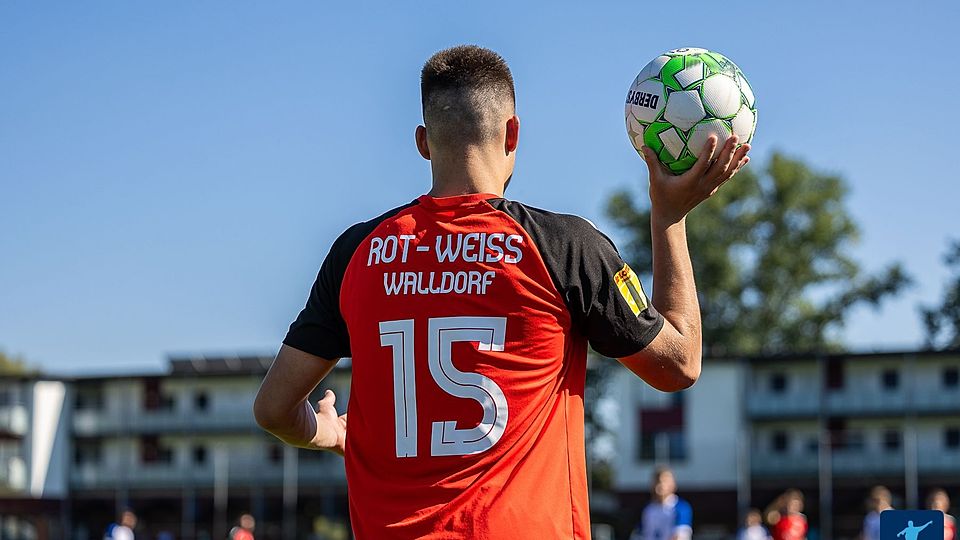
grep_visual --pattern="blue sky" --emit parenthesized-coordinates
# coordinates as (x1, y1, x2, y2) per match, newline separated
(2, 2, 958, 374)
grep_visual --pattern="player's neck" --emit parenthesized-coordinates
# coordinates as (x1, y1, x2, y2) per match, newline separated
(427, 148, 508, 198)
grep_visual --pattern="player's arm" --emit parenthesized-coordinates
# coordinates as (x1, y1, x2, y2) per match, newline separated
(618, 135, 749, 391)
(253, 345, 346, 454)
(255, 226, 359, 455)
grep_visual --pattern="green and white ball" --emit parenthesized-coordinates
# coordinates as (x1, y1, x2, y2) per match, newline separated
(625, 47, 757, 174)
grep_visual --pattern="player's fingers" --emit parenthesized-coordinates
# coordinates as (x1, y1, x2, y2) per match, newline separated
(719, 156, 750, 185)
(705, 135, 738, 180)
(720, 150, 751, 182)
(641, 146, 672, 179)
(318, 389, 336, 408)
(683, 135, 717, 181)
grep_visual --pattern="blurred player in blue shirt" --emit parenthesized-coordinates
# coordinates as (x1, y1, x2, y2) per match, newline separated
(631, 467, 693, 540)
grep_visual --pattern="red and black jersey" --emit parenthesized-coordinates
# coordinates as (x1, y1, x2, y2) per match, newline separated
(284, 193, 663, 539)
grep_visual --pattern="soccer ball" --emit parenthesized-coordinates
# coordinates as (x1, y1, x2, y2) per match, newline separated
(625, 47, 757, 174)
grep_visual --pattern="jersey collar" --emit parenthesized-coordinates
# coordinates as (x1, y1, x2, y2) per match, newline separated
(417, 193, 500, 209)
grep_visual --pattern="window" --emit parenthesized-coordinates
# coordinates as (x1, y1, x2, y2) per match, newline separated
(772, 431, 789, 453)
(636, 401, 686, 462)
(269, 444, 284, 464)
(143, 379, 176, 411)
(638, 431, 687, 461)
(946, 428, 960, 450)
(881, 369, 899, 390)
(74, 439, 102, 465)
(770, 373, 787, 393)
(75, 386, 104, 411)
(193, 445, 207, 465)
(883, 429, 901, 451)
(944, 367, 959, 389)
(843, 430, 865, 452)
(141, 435, 173, 464)
(825, 357, 846, 390)
(194, 392, 209, 411)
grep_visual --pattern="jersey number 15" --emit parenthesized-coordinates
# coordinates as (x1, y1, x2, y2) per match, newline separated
(378, 316, 509, 458)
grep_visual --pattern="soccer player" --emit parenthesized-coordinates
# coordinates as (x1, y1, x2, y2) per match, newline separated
(629, 467, 693, 540)
(254, 45, 750, 539)
(929, 489, 956, 540)
(862, 485, 894, 540)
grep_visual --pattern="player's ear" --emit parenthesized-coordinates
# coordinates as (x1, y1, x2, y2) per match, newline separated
(415, 125, 431, 160)
(505, 115, 519, 154)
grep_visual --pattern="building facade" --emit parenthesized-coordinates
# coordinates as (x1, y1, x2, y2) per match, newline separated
(0, 377, 71, 539)
(1, 356, 352, 540)
(612, 349, 960, 540)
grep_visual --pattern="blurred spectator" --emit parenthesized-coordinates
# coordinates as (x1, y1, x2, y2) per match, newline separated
(928, 489, 956, 540)
(766, 490, 807, 540)
(629, 466, 693, 540)
(739, 508, 772, 540)
(863, 486, 894, 540)
(228, 514, 256, 540)
(103, 510, 137, 540)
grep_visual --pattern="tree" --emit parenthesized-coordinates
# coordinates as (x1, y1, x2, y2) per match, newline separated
(605, 151, 910, 357)
(921, 239, 960, 349)
(0, 351, 33, 375)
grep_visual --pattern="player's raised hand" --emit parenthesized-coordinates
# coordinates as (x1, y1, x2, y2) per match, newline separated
(641, 134, 750, 224)
(312, 389, 347, 456)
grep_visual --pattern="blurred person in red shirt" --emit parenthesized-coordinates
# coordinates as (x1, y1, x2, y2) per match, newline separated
(229, 514, 255, 540)
(929, 489, 956, 540)
(766, 490, 808, 540)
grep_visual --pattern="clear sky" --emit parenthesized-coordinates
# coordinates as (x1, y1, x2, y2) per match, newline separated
(2, 2, 958, 374)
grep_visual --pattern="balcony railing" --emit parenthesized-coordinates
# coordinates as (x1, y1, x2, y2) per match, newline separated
(745, 395, 819, 418)
(70, 458, 345, 490)
(751, 448, 960, 476)
(746, 389, 960, 418)
(73, 409, 259, 435)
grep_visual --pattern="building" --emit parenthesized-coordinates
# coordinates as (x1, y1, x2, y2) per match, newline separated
(4, 348, 958, 539)
(0, 376, 71, 539)
(1, 355, 352, 540)
(612, 349, 960, 540)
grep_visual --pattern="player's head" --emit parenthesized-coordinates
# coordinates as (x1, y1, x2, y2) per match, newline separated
(784, 489, 804, 513)
(651, 465, 676, 500)
(870, 485, 893, 511)
(745, 509, 762, 526)
(908, 520, 915, 527)
(239, 513, 256, 530)
(120, 509, 137, 528)
(417, 45, 519, 190)
(928, 488, 950, 512)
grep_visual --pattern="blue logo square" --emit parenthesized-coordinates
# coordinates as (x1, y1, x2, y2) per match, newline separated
(881, 510, 944, 540)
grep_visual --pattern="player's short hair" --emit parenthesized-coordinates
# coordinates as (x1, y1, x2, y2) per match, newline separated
(420, 45, 516, 147)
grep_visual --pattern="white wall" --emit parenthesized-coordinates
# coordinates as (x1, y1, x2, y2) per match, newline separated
(27, 380, 70, 498)
(613, 362, 743, 491)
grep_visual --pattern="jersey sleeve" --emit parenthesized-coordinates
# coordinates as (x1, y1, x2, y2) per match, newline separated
(674, 499, 693, 538)
(487, 199, 664, 358)
(283, 227, 359, 359)
(571, 220, 664, 358)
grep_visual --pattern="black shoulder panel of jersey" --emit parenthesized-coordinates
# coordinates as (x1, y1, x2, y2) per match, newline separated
(283, 200, 418, 359)
(487, 198, 664, 358)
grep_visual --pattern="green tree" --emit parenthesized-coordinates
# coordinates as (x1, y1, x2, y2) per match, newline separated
(604, 151, 910, 357)
(921, 240, 960, 349)
(0, 351, 33, 375)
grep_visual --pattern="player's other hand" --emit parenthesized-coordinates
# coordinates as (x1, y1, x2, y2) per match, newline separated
(312, 389, 347, 456)
(641, 134, 750, 225)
